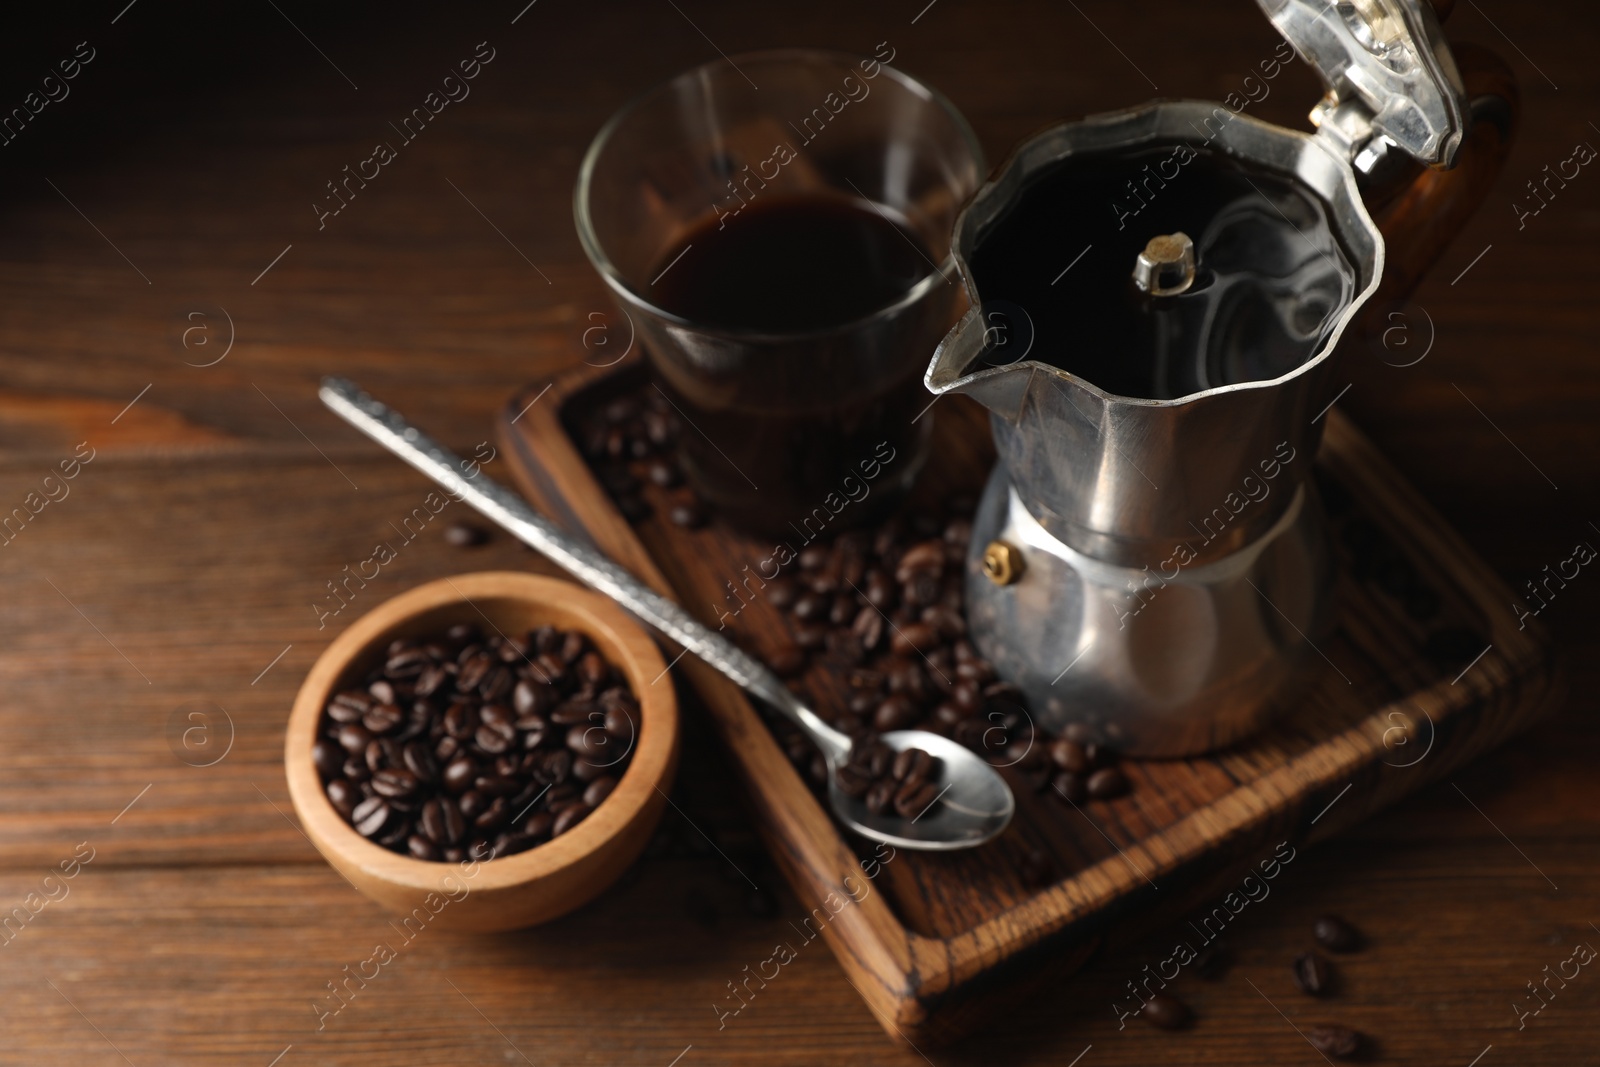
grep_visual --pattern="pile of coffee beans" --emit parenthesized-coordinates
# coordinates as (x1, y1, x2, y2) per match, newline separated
(578, 382, 1134, 811)
(837, 740, 942, 819)
(312, 622, 638, 862)
(576, 390, 705, 528)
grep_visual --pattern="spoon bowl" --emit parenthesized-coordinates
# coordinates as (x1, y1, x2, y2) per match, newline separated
(829, 730, 1014, 850)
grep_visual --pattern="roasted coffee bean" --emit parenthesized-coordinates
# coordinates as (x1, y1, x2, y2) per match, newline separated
(1293, 951, 1333, 996)
(863, 570, 896, 610)
(577, 652, 608, 688)
(874, 695, 920, 732)
(475, 775, 522, 797)
(363, 703, 403, 734)
(328, 690, 370, 723)
(456, 653, 492, 692)
(312, 739, 344, 779)
(552, 802, 592, 837)
(352, 796, 391, 838)
(894, 780, 939, 819)
(791, 592, 826, 622)
(669, 500, 706, 528)
(603, 703, 635, 740)
(1018, 847, 1055, 890)
(442, 756, 476, 793)
(420, 797, 465, 845)
(793, 623, 827, 651)
(1313, 914, 1361, 952)
(921, 605, 966, 640)
(953, 718, 991, 751)
(1141, 992, 1190, 1030)
(798, 545, 829, 571)
(583, 776, 618, 807)
(371, 768, 419, 799)
(1050, 739, 1090, 773)
(835, 763, 872, 798)
(325, 778, 358, 817)
(478, 664, 513, 702)
(769, 645, 806, 678)
(765, 577, 798, 608)
(414, 665, 449, 698)
(645, 460, 681, 488)
(551, 701, 601, 727)
(1086, 766, 1129, 799)
(890, 621, 938, 656)
(474, 723, 514, 755)
(1305, 1025, 1363, 1059)
(850, 606, 886, 654)
(902, 571, 942, 607)
(317, 619, 639, 861)
(567, 723, 608, 759)
(386, 647, 431, 678)
(894, 540, 945, 582)
(1191, 942, 1232, 980)
(1050, 771, 1088, 805)
(824, 629, 865, 664)
(337, 723, 373, 754)
(892, 747, 936, 786)
(827, 594, 855, 627)
(864, 779, 896, 816)
(537, 749, 573, 785)
(364, 738, 394, 775)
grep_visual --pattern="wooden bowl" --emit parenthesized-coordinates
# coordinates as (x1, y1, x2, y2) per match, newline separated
(284, 571, 678, 931)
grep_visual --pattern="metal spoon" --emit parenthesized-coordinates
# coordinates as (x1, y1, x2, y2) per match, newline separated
(319, 377, 1015, 851)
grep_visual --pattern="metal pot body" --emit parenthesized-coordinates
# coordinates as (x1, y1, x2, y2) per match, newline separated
(927, 102, 1383, 756)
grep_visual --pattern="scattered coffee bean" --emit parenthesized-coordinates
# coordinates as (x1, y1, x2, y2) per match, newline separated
(1305, 1025, 1364, 1059)
(443, 521, 489, 547)
(1313, 914, 1362, 953)
(1050, 771, 1087, 805)
(1086, 766, 1129, 800)
(1191, 941, 1231, 980)
(1141, 992, 1190, 1030)
(769, 645, 806, 678)
(315, 622, 637, 861)
(669, 499, 706, 529)
(1293, 951, 1333, 996)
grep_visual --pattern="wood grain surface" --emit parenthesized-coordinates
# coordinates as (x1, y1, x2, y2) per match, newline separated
(0, 1, 1595, 1064)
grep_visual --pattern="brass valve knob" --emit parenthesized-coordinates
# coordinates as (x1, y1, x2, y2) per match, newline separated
(982, 541, 1024, 586)
(1132, 231, 1197, 296)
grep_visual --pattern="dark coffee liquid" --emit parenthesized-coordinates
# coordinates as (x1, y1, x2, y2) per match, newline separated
(649, 194, 931, 331)
(969, 145, 1354, 400)
(642, 194, 949, 536)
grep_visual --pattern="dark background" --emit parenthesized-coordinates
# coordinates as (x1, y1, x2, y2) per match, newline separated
(0, 1, 1594, 1064)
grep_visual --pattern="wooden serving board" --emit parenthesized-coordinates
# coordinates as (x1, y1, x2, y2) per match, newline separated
(497, 356, 1560, 1047)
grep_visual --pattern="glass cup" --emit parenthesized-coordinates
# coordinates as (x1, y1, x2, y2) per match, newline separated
(574, 50, 984, 536)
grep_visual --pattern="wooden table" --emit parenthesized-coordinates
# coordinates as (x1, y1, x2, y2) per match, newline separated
(1, 1, 1595, 1063)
